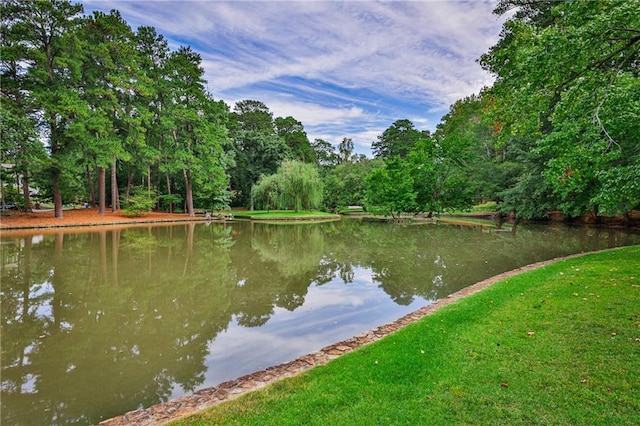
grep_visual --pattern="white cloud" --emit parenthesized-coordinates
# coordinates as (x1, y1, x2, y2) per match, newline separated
(267, 100, 367, 126)
(81, 1, 507, 154)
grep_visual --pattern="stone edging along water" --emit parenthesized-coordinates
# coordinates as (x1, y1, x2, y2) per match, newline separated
(96, 250, 613, 426)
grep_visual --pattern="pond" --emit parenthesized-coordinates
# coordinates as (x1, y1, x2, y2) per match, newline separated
(1, 219, 639, 425)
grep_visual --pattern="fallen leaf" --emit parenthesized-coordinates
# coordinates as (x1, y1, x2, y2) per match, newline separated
(611, 332, 617, 336)
(501, 382, 508, 387)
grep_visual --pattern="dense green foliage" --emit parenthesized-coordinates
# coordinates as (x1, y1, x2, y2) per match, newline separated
(365, 157, 416, 217)
(361, 0, 639, 219)
(251, 160, 323, 212)
(1, 0, 233, 217)
(371, 118, 428, 159)
(480, 0, 640, 219)
(173, 246, 640, 425)
(121, 186, 157, 217)
(322, 157, 380, 211)
(1, 0, 638, 220)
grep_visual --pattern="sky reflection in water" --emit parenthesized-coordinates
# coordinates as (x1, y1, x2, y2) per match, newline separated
(202, 267, 429, 390)
(2, 219, 639, 425)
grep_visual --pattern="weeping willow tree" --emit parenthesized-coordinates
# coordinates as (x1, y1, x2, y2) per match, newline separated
(280, 160, 323, 211)
(251, 173, 283, 212)
(251, 160, 323, 212)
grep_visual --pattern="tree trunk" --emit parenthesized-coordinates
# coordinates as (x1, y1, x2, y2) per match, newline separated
(591, 205, 603, 225)
(20, 166, 31, 211)
(86, 165, 95, 207)
(52, 169, 63, 219)
(48, 112, 64, 219)
(14, 69, 31, 212)
(147, 164, 152, 211)
(0, 169, 5, 208)
(183, 168, 194, 217)
(126, 167, 133, 199)
(98, 167, 106, 215)
(165, 172, 173, 213)
(111, 158, 118, 212)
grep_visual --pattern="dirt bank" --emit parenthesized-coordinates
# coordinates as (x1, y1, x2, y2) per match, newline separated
(0, 207, 210, 231)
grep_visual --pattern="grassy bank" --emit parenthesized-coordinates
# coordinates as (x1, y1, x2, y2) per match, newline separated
(232, 210, 339, 221)
(174, 246, 640, 425)
(445, 201, 498, 215)
(436, 216, 504, 228)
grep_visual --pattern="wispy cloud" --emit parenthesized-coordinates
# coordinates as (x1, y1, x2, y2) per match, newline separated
(81, 0, 506, 154)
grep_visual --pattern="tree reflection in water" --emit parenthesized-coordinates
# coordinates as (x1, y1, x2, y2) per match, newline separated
(1, 220, 638, 425)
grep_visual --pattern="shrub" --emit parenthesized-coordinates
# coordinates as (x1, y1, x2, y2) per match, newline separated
(122, 187, 157, 217)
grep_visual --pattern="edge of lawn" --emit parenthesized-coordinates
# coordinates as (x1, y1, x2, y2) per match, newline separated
(100, 246, 639, 426)
(167, 245, 640, 426)
(232, 210, 340, 222)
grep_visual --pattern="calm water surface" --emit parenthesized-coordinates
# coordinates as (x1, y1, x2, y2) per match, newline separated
(2, 219, 639, 425)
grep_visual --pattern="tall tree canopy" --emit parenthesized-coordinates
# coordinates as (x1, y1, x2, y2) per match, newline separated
(480, 0, 640, 219)
(0, 0, 48, 210)
(365, 156, 416, 218)
(79, 9, 146, 214)
(3, 0, 638, 221)
(1, 1, 232, 217)
(3, 0, 86, 217)
(323, 157, 380, 211)
(164, 46, 231, 216)
(338, 137, 355, 164)
(372, 119, 428, 160)
(228, 100, 291, 207)
(251, 160, 323, 212)
(275, 116, 315, 163)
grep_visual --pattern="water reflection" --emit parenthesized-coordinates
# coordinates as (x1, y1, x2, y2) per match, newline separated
(1, 220, 638, 425)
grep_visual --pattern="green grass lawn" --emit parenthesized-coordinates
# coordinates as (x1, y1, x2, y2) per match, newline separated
(470, 200, 498, 212)
(232, 210, 339, 220)
(436, 216, 504, 228)
(172, 246, 640, 425)
(446, 201, 498, 215)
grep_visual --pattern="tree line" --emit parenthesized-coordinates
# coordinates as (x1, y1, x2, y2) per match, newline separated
(1, 0, 638, 221)
(354, 0, 638, 222)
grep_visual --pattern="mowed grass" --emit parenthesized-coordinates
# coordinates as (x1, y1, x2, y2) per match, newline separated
(436, 216, 502, 228)
(232, 210, 339, 220)
(446, 200, 498, 214)
(173, 246, 640, 426)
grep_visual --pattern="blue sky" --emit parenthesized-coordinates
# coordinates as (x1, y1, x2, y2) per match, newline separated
(81, 0, 507, 155)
